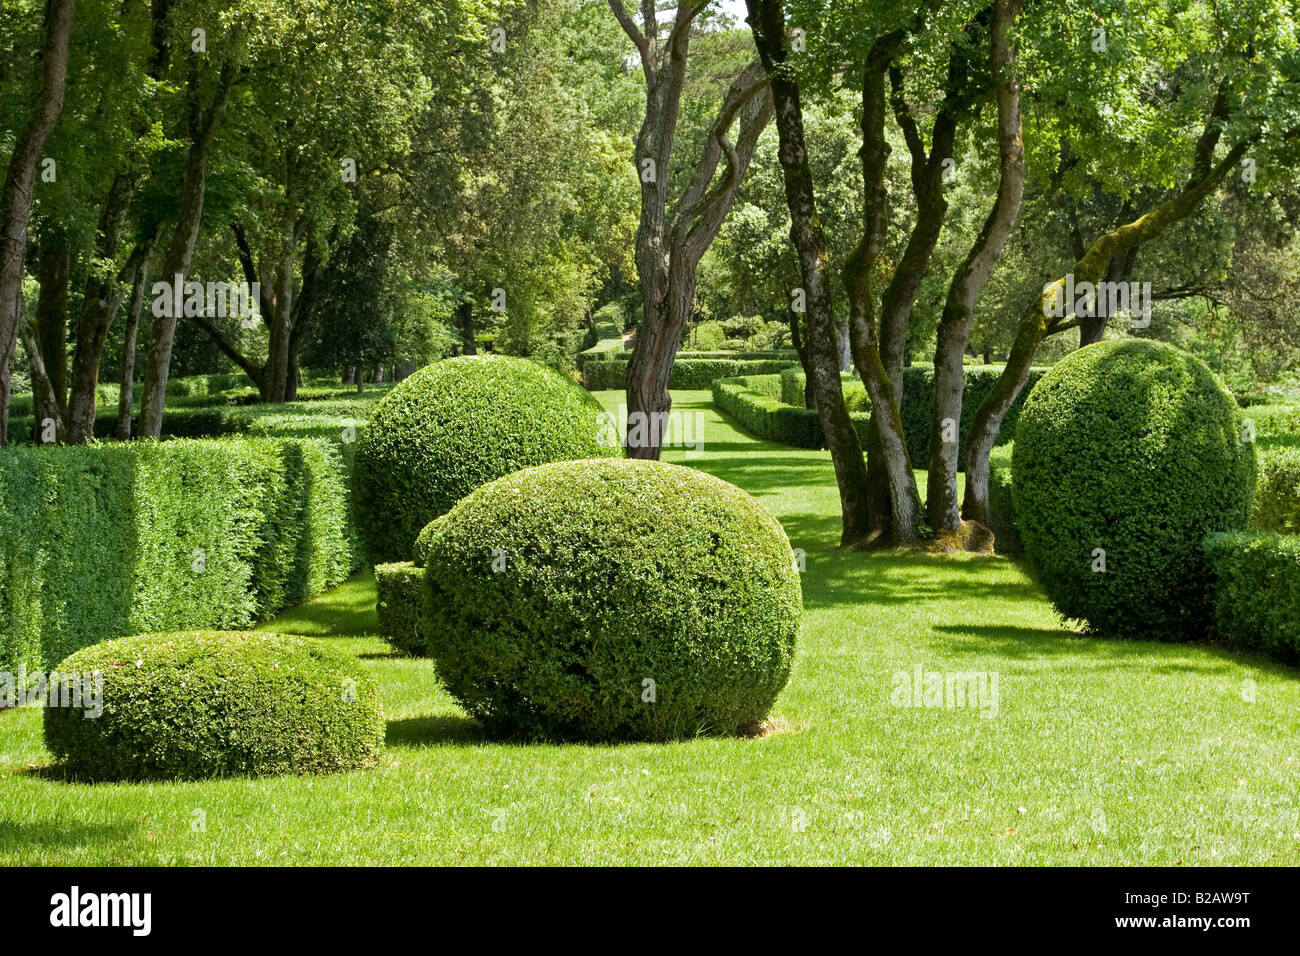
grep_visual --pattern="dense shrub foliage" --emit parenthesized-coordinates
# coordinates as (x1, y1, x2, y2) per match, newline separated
(421, 458, 801, 741)
(375, 562, 426, 657)
(44, 631, 384, 780)
(1013, 341, 1255, 638)
(1203, 533, 1300, 663)
(1253, 445, 1300, 534)
(352, 355, 616, 564)
(776, 365, 1046, 464)
(584, 357, 798, 391)
(0, 438, 360, 674)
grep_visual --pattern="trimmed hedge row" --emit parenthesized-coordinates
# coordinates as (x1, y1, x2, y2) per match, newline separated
(712, 375, 869, 448)
(44, 630, 384, 780)
(374, 562, 425, 657)
(1203, 533, 1300, 663)
(584, 357, 798, 391)
(777, 365, 1047, 464)
(0, 437, 361, 675)
(987, 444, 1021, 554)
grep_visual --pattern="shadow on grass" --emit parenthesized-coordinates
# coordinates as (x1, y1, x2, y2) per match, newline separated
(386, 714, 486, 747)
(0, 819, 139, 850)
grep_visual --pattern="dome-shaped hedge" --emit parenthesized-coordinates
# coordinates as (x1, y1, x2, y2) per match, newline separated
(1012, 340, 1255, 637)
(352, 355, 617, 564)
(44, 631, 384, 780)
(420, 458, 802, 741)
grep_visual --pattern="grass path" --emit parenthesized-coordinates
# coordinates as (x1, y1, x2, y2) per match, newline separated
(0, 391, 1295, 864)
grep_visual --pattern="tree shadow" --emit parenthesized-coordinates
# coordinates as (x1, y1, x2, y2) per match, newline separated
(0, 818, 140, 850)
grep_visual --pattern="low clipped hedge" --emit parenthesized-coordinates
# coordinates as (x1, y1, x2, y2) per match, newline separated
(775, 365, 1046, 464)
(420, 458, 802, 741)
(375, 562, 425, 657)
(352, 355, 617, 565)
(584, 357, 798, 391)
(43, 631, 384, 780)
(0, 437, 360, 675)
(1203, 533, 1300, 664)
(712, 375, 868, 448)
(1013, 341, 1255, 639)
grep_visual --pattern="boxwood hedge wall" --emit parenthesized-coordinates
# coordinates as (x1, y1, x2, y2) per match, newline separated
(0, 436, 362, 676)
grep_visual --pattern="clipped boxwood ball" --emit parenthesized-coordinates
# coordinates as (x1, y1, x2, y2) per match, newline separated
(421, 458, 801, 741)
(352, 355, 617, 564)
(43, 631, 384, 780)
(1012, 340, 1255, 638)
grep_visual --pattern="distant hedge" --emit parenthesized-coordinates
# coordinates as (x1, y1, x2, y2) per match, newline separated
(774, 365, 1046, 465)
(1203, 533, 1300, 664)
(1253, 444, 1300, 534)
(987, 444, 1021, 554)
(584, 357, 798, 391)
(0, 437, 360, 675)
(712, 375, 864, 448)
(374, 562, 425, 657)
(44, 631, 384, 780)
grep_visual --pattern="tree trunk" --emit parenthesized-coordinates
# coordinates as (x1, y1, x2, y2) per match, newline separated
(749, 0, 872, 546)
(0, 0, 76, 446)
(137, 60, 234, 438)
(843, 36, 923, 544)
(926, 0, 1024, 538)
(116, 241, 154, 440)
(455, 300, 476, 355)
(32, 236, 69, 437)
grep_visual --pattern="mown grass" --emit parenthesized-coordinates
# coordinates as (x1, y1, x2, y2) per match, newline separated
(0, 391, 1295, 864)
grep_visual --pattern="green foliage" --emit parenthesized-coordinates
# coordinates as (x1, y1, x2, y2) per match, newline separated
(1013, 341, 1256, 638)
(374, 562, 426, 657)
(1252, 445, 1300, 533)
(584, 357, 799, 390)
(421, 458, 802, 741)
(352, 355, 617, 564)
(42, 631, 384, 780)
(1203, 533, 1300, 664)
(0, 438, 359, 675)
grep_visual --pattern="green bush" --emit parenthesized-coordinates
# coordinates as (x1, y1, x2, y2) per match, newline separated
(1203, 533, 1300, 663)
(43, 631, 384, 780)
(1253, 445, 1300, 534)
(584, 357, 799, 391)
(0, 438, 359, 675)
(421, 458, 801, 741)
(352, 355, 617, 565)
(375, 562, 426, 657)
(1242, 404, 1300, 441)
(1012, 341, 1255, 638)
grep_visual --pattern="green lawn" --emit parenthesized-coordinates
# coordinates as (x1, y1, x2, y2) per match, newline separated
(1, 390, 1295, 865)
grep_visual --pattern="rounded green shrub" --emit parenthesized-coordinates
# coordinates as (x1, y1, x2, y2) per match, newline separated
(44, 631, 384, 780)
(1012, 340, 1255, 637)
(352, 355, 616, 564)
(420, 458, 801, 741)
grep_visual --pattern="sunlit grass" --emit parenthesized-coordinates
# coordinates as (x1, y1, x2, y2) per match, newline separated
(1, 391, 1295, 864)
